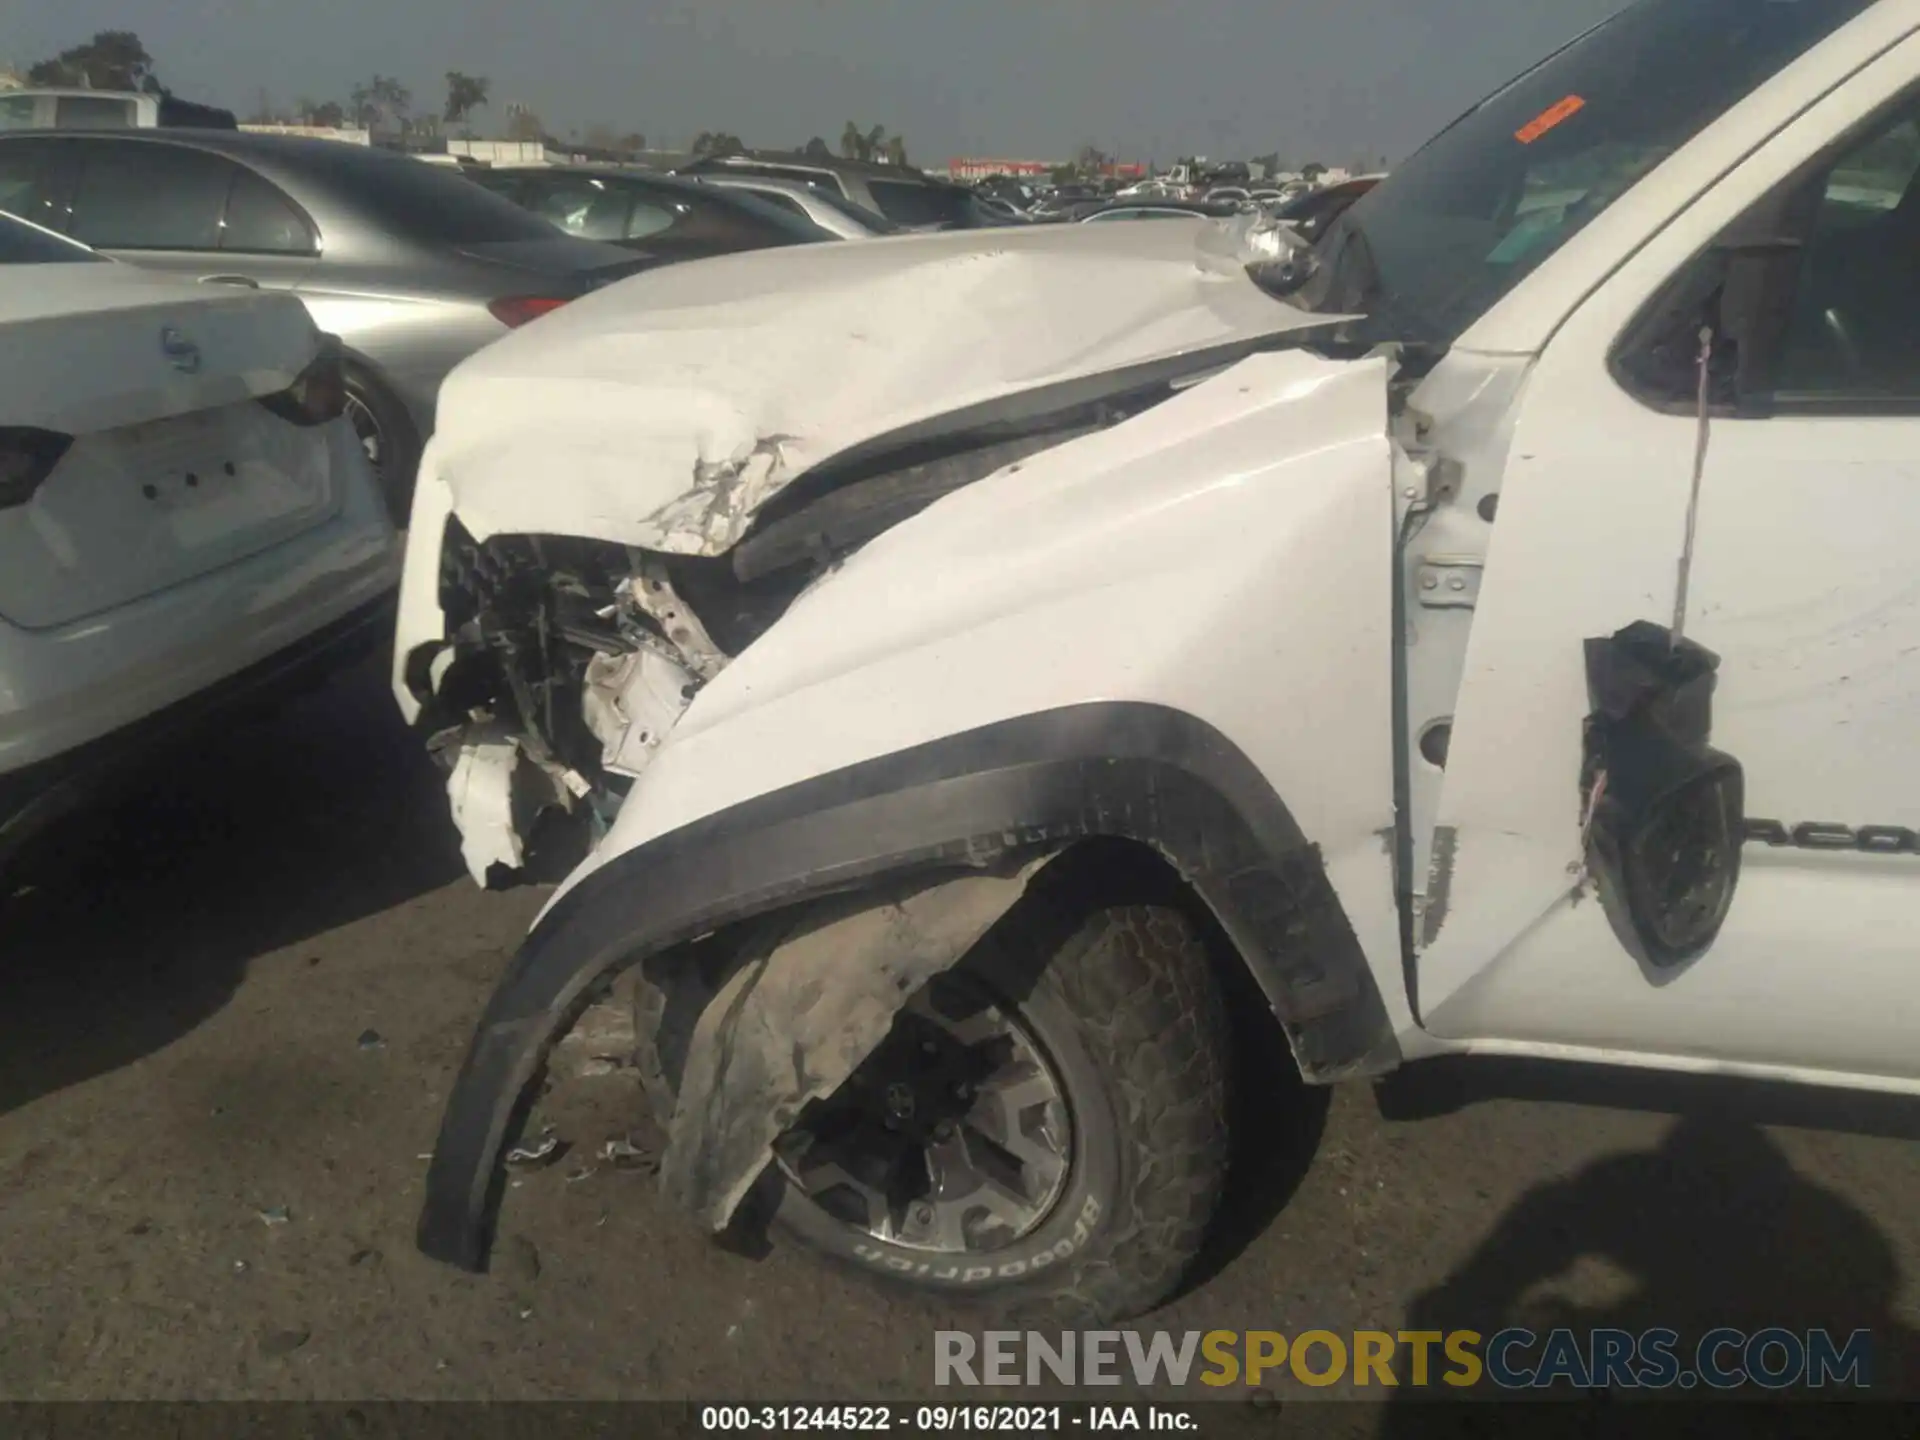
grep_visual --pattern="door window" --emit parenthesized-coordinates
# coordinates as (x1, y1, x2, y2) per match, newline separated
(1614, 89, 1920, 412)
(0, 209, 101, 263)
(68, 141, 234, 250)
(0, 140, 61, 230)
(1772, 106, 1920, 401)
(221, 169, 317, 253)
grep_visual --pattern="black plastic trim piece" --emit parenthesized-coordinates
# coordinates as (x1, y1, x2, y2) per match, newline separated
(415, 700, 1401, 1272)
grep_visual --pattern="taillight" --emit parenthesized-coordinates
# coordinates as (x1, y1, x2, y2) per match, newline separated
(258, 336, 347, 427)
(489, 296, 570, 328)
(0, 427, 73, 510)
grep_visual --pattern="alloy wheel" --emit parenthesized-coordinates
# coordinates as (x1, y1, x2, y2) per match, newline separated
(773, 972, 1072, 1254)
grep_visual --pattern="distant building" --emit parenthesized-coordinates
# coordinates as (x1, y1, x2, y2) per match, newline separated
(947, 158, 1055, 181)
(947, 157, 1146, 182)
(448, 138, 554, 166)
(240, 123, 371, 145)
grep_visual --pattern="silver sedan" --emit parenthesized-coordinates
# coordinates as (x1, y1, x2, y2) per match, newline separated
(0, 129, 648, 518)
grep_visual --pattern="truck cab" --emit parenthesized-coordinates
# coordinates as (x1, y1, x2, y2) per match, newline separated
(397, 0, 1920, 1322)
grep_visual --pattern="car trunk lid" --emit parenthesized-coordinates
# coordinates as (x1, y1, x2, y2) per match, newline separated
(456, 237, 659, 290)
(0, 268, 349, 630)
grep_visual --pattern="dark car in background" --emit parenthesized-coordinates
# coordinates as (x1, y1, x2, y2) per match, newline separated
(1027, 185, 1107, 223)
(0, 130, 646, 518)
(675, 150, 1003, 230)
(691, 173, 902, 239)
(468, 165, 835, 261)
(973, 174, 1039, 212)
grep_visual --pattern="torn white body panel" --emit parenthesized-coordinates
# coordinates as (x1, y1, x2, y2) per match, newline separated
(423, 221, 1343, 553)
(446, 736, 524, 884)
(548, 349, 1402, 983)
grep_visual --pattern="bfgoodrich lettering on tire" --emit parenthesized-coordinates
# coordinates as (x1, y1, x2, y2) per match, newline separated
(769, 882, 1232, 1323)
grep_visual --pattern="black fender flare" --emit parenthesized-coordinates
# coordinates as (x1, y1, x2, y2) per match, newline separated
(416, 701, 1401, 1271)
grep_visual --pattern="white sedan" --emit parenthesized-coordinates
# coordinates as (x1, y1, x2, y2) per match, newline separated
(0, 210, 400, 864)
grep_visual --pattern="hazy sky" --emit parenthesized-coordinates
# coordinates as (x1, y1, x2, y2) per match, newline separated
(12, 0, 1626, 164)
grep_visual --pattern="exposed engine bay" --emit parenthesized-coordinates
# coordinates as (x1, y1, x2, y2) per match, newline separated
(402, 392, 1171, 884)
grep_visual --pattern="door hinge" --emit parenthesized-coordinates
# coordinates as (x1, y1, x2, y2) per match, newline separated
(1416, 556, 1483, 609)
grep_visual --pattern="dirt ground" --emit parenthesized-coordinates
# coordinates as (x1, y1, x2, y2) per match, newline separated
(2, 655, 1917, 1404)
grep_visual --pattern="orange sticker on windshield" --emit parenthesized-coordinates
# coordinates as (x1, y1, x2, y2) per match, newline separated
(1515, 94, 1586, 144)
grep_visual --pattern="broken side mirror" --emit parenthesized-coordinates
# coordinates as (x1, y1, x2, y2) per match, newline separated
(1580, 621, 1745, 968)
(1196, 207, 1321, 296)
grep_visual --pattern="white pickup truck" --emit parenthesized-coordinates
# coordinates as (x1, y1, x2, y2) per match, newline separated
(398, 0, 1920, 1321)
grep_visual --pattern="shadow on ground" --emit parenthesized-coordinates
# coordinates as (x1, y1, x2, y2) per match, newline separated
(1175, 958, 1333, 1300)
(1374, 1061, 1920, 1424)
(0, 650, 463, 1120)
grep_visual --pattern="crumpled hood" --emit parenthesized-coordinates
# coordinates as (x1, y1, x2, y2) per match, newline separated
(428, 220, 1342, 553)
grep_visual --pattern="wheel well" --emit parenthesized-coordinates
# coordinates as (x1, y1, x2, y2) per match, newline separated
(339, 358, 423, 519)
(600, 836, 1305, 1109)
(1025, 837, 1305, 1084)
(340, 359, 417, 438)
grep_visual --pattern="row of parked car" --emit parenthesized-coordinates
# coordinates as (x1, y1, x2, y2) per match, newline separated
(8, 0, 1920, 1333)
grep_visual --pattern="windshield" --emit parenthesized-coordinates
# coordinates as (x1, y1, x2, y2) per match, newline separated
(0, 208, 104, 263)
(1301, 0, 1878, 345)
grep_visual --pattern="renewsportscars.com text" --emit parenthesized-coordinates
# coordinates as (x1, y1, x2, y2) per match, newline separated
(934, 1328, 1875, 1390)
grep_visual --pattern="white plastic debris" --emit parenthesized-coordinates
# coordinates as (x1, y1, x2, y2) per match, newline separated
(506, 1125, 565, 1168)
(446, 737, 525, 884)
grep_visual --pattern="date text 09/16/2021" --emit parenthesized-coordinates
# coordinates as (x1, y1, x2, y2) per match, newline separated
(700, 1406, 1194, 1432)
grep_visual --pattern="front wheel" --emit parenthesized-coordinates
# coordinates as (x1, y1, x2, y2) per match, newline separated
(769, 897, 1232, 1323)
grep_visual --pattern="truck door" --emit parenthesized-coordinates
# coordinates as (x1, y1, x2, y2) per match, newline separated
(1416, 43, 1920, 1084)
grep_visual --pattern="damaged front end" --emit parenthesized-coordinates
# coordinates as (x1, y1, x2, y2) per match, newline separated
(402, 524, 811, 885)
(401, 398, 1172, 887)
(401, 224, 1403, 1282)
(394, 218, 1359, 884)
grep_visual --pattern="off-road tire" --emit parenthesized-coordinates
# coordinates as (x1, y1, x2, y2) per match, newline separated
(771, 894, 1233, 1324)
